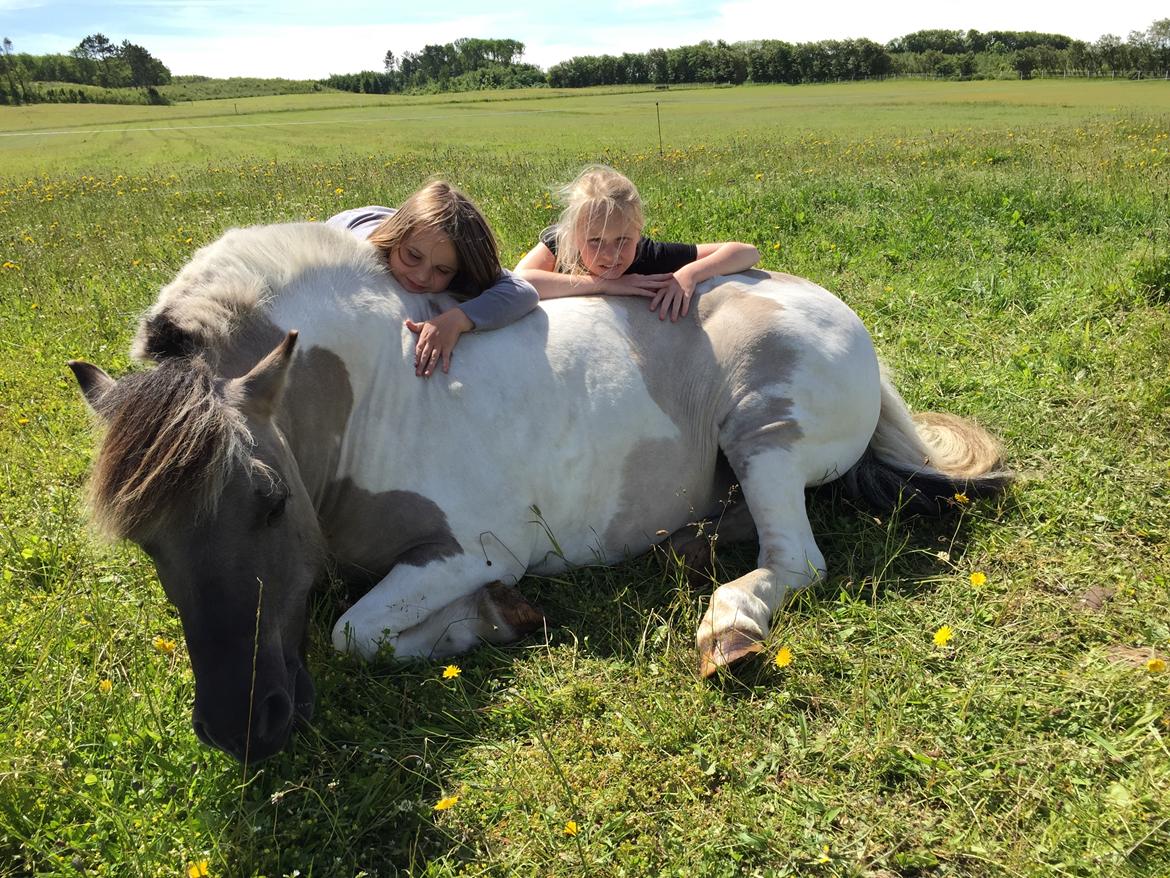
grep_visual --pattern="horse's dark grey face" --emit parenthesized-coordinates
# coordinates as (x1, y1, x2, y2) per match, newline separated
(139, 416, 325, 763)
(73, 332, 326, 763)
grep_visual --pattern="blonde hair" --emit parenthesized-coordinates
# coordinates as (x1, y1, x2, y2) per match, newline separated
(553, 165, 644, 275)
(367, 180, 501, 298)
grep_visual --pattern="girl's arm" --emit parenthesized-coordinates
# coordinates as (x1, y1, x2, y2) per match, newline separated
(405, 270, 540, 377)
(650, 242, 761, 322)
(324, 205, 396, 240)
(515, 242, 667, 300)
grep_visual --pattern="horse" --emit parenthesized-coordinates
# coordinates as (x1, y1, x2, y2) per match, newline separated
(69, 222, 1009, 762)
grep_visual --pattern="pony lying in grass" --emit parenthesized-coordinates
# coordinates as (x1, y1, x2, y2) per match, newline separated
(70, 222, 1010, 762)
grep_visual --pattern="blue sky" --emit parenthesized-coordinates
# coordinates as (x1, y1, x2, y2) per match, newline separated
(2, 0, 1166, 78)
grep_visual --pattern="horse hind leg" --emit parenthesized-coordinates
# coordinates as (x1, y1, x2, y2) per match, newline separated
(696, 448, 825, 677)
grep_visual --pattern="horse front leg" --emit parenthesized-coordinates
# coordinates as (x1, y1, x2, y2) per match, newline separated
(391, 581, 545, 659)
(696, 449, 824, 677)
(332, 554, 539, 660)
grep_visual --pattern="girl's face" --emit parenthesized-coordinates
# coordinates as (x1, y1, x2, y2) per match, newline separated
(389, 228, 459, 294)
(577, 211, 640, 279)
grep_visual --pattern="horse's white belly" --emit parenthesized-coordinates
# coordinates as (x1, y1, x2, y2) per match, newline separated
(328, 301, 713, 574)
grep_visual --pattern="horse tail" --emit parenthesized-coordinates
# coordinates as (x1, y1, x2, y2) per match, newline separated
(842, 366, 1012, 514)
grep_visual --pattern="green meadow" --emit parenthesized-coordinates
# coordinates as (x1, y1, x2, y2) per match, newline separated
(1, 80, 1169, 876)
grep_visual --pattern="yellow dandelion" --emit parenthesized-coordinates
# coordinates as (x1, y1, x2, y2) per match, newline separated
(755, 172, 764, 180)
(334, 187, 345, 195)
(564, 819, 579, 836)
(1, 261, 18, 270)
(1147, 658, 1166, 673)
(772, 242, 781, 250)
(969, 571, 987, 588)
(98, 678, 113, 694)
(817, 844, 831, 863)
(933, 625, 954, 648)
(17, 417, 29, 425)
(29, 303, 38, 310)
(442, 664, 461, 679)
(773, 646, 793, 668)
(434, 795, 459, 811)
(153, 636, 177, 655)
(187, 861, 210, 878)
(953, 492, 969, 504)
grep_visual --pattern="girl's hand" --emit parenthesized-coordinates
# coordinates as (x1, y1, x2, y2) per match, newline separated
(404, 308, 473, 377)
(648, 270, 697, 322)
(605, 273, 671, 297)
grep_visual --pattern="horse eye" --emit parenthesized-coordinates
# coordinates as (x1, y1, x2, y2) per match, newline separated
(266, 494, 288, 526)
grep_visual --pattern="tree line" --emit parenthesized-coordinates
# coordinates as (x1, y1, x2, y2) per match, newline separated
(1, 33, 171, 104)
(3, 21, 1168, 106)
(887, 23, 1170, 80)
(321, 37, 545, 95)
(545, 21, 1170, 87)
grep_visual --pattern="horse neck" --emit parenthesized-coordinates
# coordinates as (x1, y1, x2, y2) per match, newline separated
(214, 273, 447, 509)
(266, 293, 446, 510)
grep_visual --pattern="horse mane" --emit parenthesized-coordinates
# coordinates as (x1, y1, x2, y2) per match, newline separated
(132, 222, 387, 362)
(87, 356, 253, 539)
(91, 222, 387, 536)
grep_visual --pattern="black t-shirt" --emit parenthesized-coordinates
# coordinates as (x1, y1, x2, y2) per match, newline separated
(540, 228, 698, 275)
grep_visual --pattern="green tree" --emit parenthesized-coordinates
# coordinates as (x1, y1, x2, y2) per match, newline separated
(1139, 18, 1170, 75)
(119, 41, 169, 87)
(75, 33, 117, 85)
(1, 37, 21, 103)
(1094, 34, 1128, 75)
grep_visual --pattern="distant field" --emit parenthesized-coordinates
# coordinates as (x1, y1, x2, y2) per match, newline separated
(3, 79, 1169, 176)
(1, 81, 1169, 877)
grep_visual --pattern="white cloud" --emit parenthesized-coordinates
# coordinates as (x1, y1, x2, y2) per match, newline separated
(148, 17, 507, 78)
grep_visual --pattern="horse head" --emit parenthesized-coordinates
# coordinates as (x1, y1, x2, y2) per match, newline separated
(70, 332, 326, 762)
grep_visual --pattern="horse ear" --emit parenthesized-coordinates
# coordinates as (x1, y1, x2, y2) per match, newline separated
(68, 361, 115, 413)
(228, 330, 299, 421)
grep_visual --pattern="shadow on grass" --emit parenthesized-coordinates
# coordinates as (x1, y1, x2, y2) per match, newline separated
(521, 483, 995, 662)
(204, 483, 1008, 873)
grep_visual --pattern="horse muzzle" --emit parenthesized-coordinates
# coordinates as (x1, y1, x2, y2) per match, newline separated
(191, 656, 315, 763)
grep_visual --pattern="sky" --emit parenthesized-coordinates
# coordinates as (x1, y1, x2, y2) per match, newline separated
(2, 0, 1166, 79)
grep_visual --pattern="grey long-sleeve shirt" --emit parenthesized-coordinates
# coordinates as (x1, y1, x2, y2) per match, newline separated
(325, 206, 539, 331)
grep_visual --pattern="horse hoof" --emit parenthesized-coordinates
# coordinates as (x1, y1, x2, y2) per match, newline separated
(697, 627, 765, 678)
(484, 581, 545, 637)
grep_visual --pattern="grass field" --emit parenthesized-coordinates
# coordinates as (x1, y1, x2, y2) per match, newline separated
(1, 80, 1169, 877)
